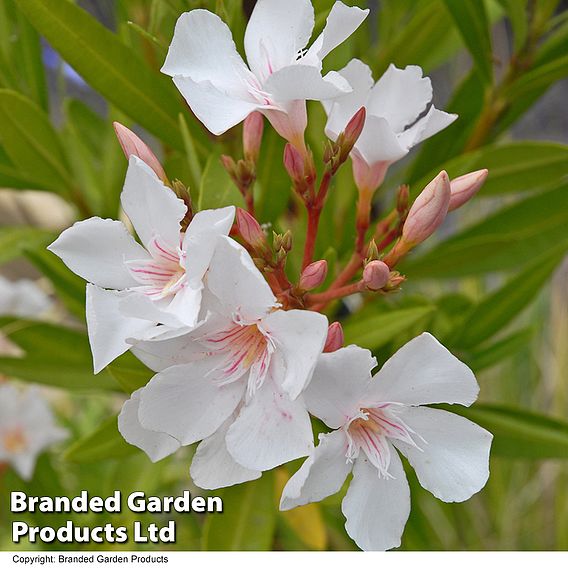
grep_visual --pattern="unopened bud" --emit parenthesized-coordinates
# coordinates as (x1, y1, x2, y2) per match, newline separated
(243, 112, 264, 163)
(283, 143, 305, 182)
(363, 260, 390, 291)
(448, 169, 488, 212)
(339, 107, 366, 160)
(323, 322, 344, 353)
(299, 260, 328, 290)
(402, 171, 451, 245)
(220, 155, 237, 178)
(236, 208, 268, 253)
(113, 122, 167, 182)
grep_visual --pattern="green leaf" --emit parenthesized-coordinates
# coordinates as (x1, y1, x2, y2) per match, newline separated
(0, 226, 54, 266)
(466, 328, 535, 371)
(0, 89, 72, 193)
(16, 0, 208, 153)
(505, 54, 568, 100)
(452, 244, 566, 349)
(65, 416, 139, 463)
(442, 0, 493, 83)
(450, 404, 568, 459)
(202, 473, 276, 550)
(404, 184, 568, 278)
(343, 305, 436, 351)
(414, 142, 568, 198)
(0, 319, 119, 391)
(496, 0, 528, 52)
(198, 153, 245, 211)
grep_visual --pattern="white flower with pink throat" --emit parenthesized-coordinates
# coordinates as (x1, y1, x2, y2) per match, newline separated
(119, 236, 328, 487)
(161, 0, 369, 150)
(48, 156, 235, 373)
(280, 333, 492, 551)
(0, 384, 68, 480)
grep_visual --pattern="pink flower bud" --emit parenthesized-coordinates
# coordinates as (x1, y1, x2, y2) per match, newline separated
(243, 112, 264, 163)
(113, 122, 167, 182)
(448, 169, 488, 211)
(323, 322, 344, 353)
(402, 171, 451, 245)
(342, 107, 366, 150)
(363, 260, 391, 291)
(283, 143, 305, 182)
(236, 208, 266, 250)
(299, 260, 328, 290)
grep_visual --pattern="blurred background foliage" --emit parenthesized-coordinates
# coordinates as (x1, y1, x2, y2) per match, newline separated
(0, 0, 567, 551)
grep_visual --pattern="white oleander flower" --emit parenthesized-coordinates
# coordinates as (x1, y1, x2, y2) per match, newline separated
(119, 236, 328, 485)
(48, 156, 235, 373)
(280, 333, 492, 551)
(324, 60, 458, 190)
(0, 276, 53, 319)
(0, 384, 68, 480)
(162, 0, 368, 149)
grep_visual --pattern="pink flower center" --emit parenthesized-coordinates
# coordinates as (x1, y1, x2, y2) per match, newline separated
(345, 404, 421, 478)
(199, 320, 275, 399)
(2, 426, 27, 454)
(127, 236, 186, 300)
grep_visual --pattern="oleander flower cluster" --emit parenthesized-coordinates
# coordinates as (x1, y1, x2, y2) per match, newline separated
(48, 0, 493, 551)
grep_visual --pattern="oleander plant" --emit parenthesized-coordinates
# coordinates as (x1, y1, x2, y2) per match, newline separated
(0, 0, 567, 552)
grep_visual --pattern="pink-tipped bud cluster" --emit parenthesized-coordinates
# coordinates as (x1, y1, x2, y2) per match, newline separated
(299, 260, 328, 291)
(449, 169, 488, 211)
(402, 170, 451, 246)
(243, 112, 264, 163)
(323, 322, 344, 353)
(113, 122, 167, 183)
(236, 208, 268, 255)
(363, 260, 390, 291)
(340, 108, 366, 158)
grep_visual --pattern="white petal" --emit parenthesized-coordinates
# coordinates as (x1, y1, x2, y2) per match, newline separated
(280, 430, 352, 510)
(12, 452, 37, 481)
(366, 333, 480, 407)
(207, 236, 277, 321)
(262, 309, 328, 399)
(121, 156, 187, 250)
(162, 10, 252, 98)
(183, 206, 235, 284)
(304, 345, 377, 429)
(264, 65, 351, 102)
(355, 115, 407, 164)
(138, 359, 245, 445)
(118, 292, 187, 329)
(48, 217, 148, 289)
(342, 449, 410, 551)
(162, 284, 203, 328)
(173, 76, 259, 136)
(86, 285, 155, 373)
(393, 406, 492, 503)
(226, 380, 313, 471)
(400, 106, 458, 149)
(245, 0, 314, 80)
(307, 2, 369, 61)
(324, 58, 374, 140)
(368, 64, 432, 133)
(190, 416, 261, 490)
(118, 389, 181, 462)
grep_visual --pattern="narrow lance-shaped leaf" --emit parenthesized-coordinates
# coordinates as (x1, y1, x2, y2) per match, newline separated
(452, 243, 567, 349)
(16, 0, 210, 154)
(404, 184, 568, 278)
(442, 0, 494, 84)
(449, 404, 568, 459)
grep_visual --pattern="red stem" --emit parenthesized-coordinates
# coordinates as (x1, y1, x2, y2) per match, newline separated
(306, 281, 364, 308)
